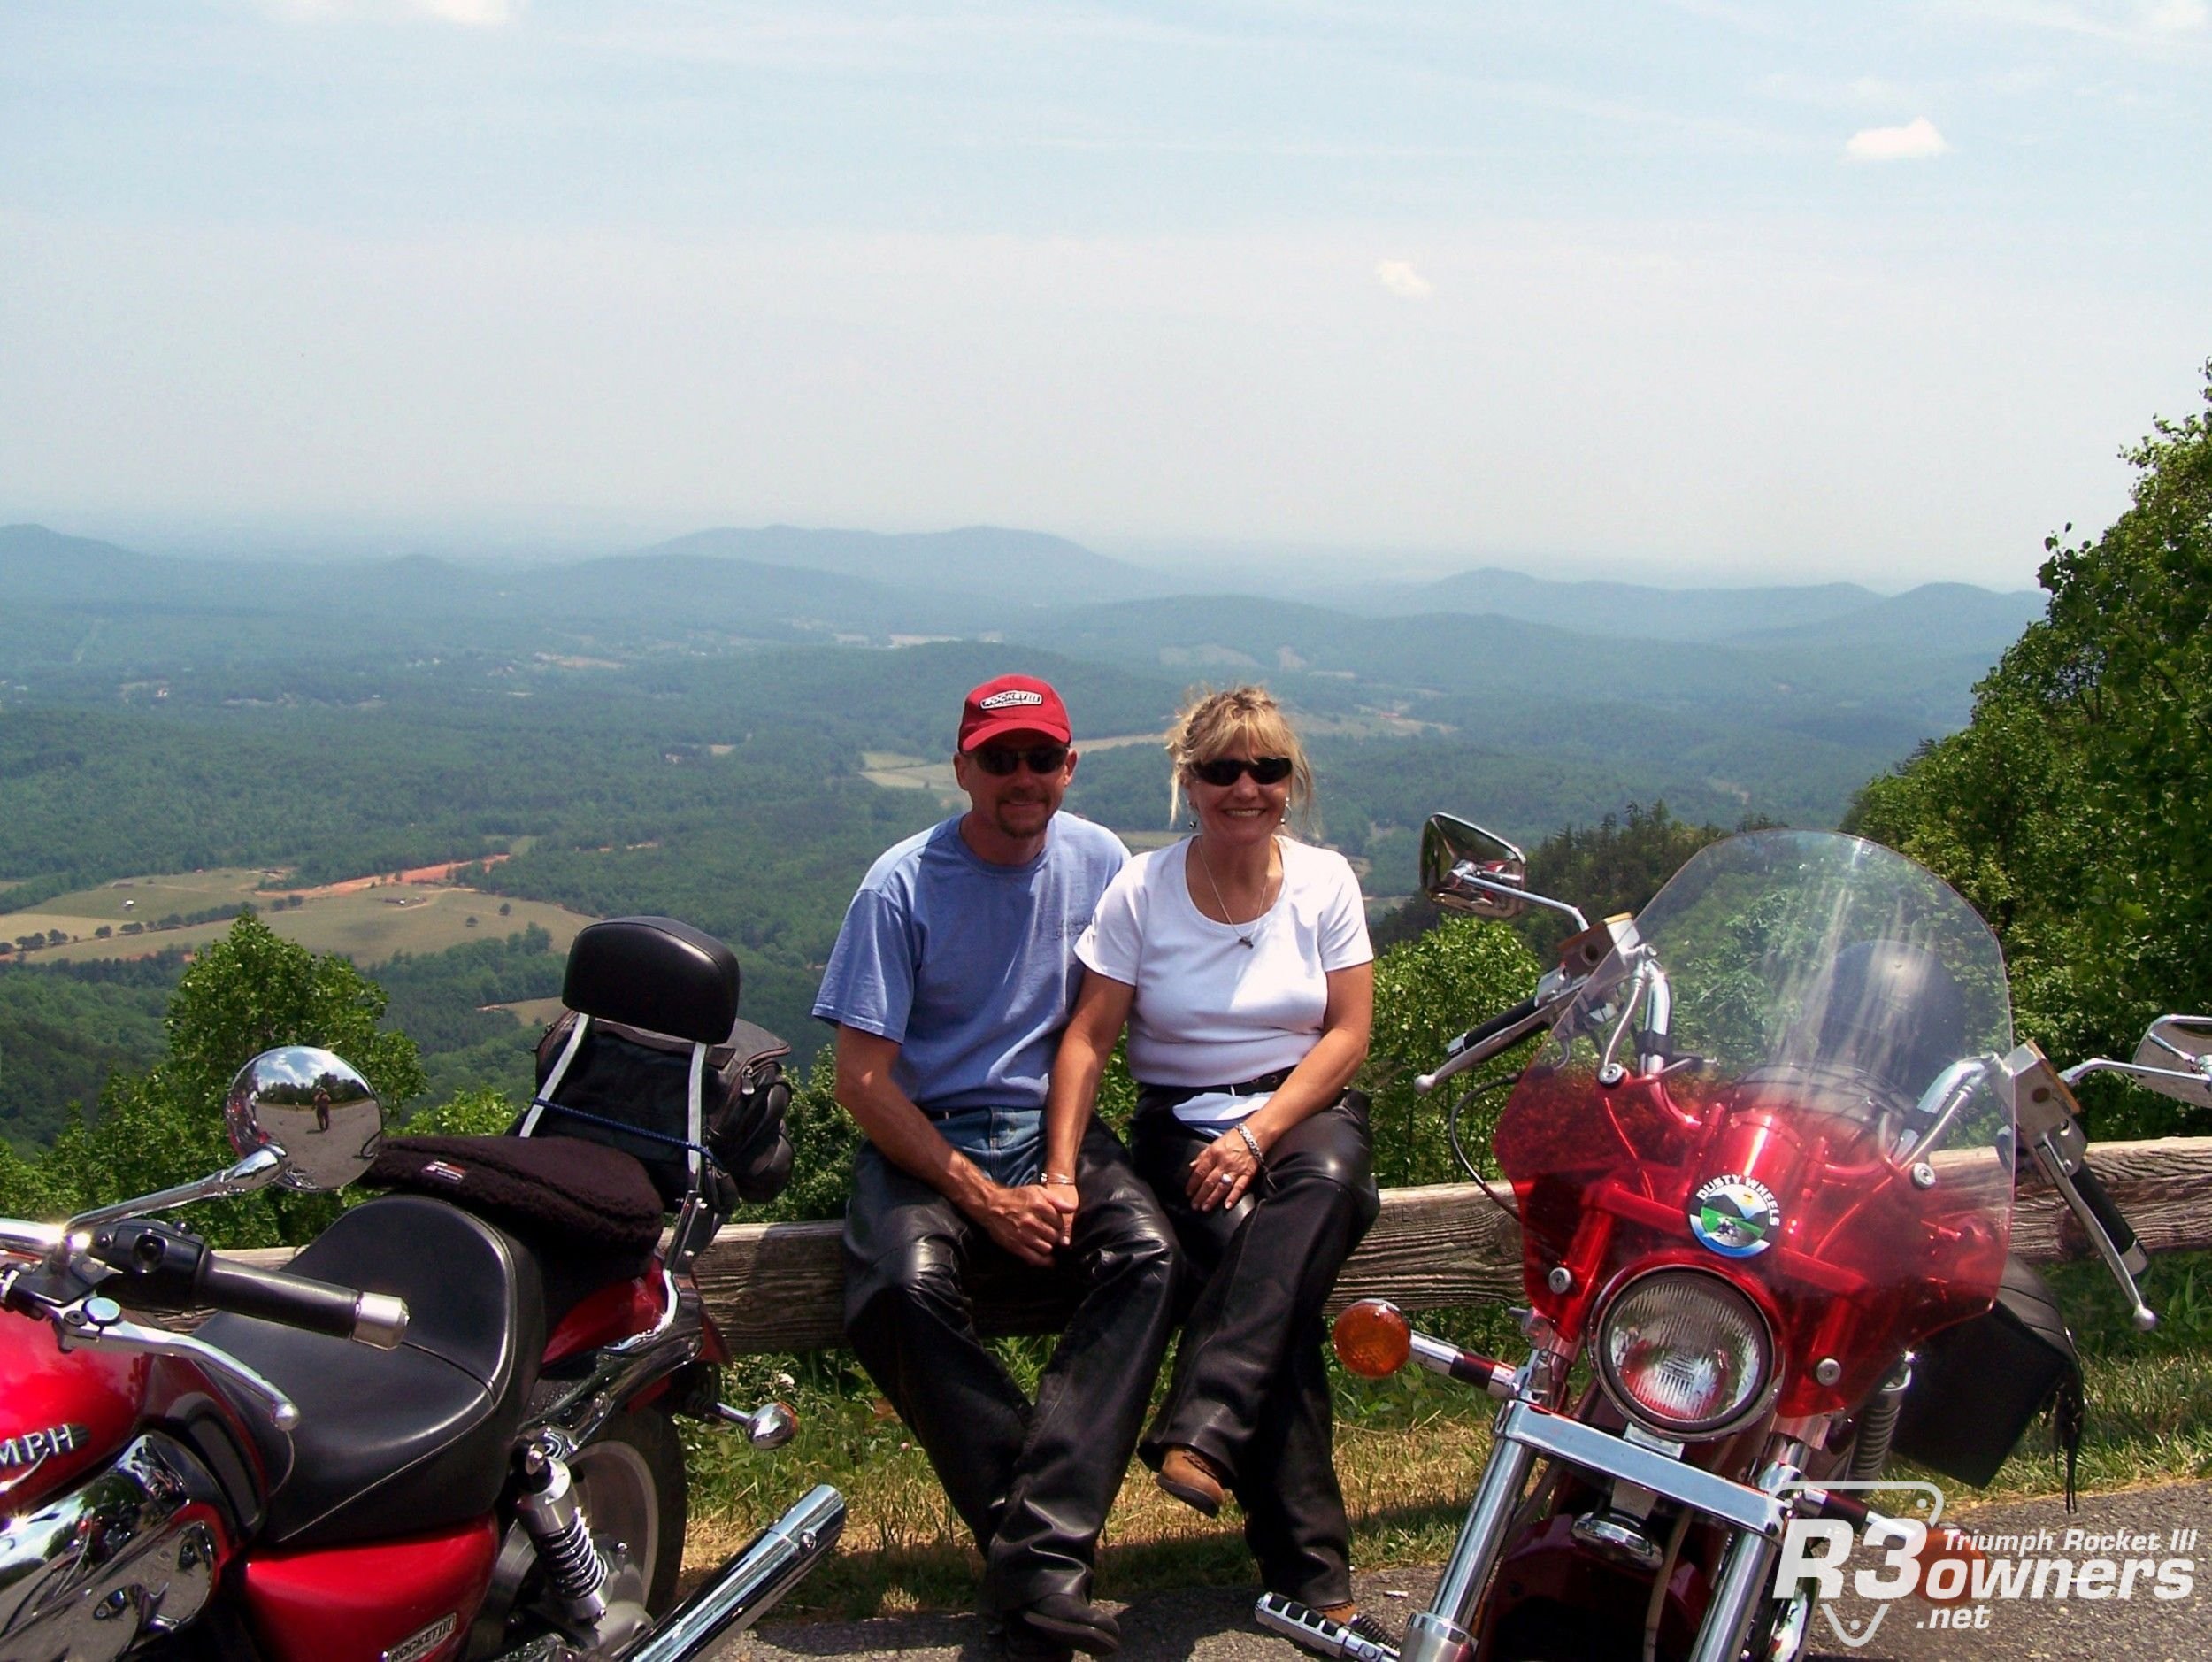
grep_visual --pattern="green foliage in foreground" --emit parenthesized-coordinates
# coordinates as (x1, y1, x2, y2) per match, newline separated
(0, 912, 426, 1244)
(1849, 364, 2212, 1137)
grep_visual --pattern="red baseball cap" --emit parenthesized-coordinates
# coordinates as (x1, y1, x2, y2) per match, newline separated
(958, 674, 1072, 752)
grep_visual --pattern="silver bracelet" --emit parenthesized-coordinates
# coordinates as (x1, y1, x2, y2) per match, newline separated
(1236, 1123, 1267, 1169)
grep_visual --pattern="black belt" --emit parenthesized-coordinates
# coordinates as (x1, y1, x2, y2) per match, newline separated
(1133, 1068, 1295, 1117)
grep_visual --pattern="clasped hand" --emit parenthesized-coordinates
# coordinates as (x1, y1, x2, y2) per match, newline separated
(979, 1178, 1079, 1265)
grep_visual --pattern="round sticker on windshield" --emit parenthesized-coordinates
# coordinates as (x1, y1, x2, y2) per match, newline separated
(1688, 1176, 1781, 1258)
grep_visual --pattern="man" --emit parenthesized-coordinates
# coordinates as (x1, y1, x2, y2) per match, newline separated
(815, 673, 1179, 1659)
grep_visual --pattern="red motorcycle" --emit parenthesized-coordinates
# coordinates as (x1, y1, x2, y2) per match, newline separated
(1261, 824, 2162, 1662)
(1, 916, 843, 1662)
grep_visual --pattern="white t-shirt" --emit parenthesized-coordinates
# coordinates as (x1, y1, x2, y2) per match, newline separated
(1075, 837, 1373, 1113)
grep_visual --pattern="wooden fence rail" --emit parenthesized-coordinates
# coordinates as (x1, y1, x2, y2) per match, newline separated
(694, 1135, 2212, 1352)
(227, 1136, 2212, 1353)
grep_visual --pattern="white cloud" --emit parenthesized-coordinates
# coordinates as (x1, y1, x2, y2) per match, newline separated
(1849, 75, 1908, 103)
(2145, 0, 2208, 32)
(1956, 0, 2209, 50)
(256, 0, 524, 25)
(1374, 259, 1434, 300)
(1845, 117, 1950, 160)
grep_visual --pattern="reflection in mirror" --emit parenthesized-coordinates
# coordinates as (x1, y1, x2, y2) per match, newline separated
(1421, 814, 1530, 920)
(2131, 1016, 2212, 1111)
(225, 1047, 384, 1192)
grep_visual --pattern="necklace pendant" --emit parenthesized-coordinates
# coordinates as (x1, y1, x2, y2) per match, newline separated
(1237, 934, 1255, 949)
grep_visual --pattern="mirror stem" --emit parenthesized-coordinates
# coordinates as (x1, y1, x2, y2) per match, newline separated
(65, 1147, 286, 1235)
(1459, 873, 1590, 933)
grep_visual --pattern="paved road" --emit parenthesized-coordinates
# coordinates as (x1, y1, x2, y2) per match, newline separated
(712, 1482, 2212, 1662)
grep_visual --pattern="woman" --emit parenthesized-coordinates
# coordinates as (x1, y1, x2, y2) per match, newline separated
(1041, 685, 1383, 1638)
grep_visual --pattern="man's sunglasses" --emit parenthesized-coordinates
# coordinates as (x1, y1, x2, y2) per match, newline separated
(971, 743, 1071, 776)
(1191, 756, 1294, 787)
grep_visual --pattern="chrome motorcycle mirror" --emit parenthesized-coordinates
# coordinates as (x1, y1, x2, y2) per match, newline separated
(1422, 812, 1593, 935)
(2055, 1015, 2212, 1109)
(2129, 1015, 2212, 1109)
(1422, 814, 1530, 919)
(225, 1047, 385, 1192)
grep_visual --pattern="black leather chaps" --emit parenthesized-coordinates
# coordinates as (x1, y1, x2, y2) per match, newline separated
(1133, 1090, 1380, 1608)
(841, 1120, 1179, 1610)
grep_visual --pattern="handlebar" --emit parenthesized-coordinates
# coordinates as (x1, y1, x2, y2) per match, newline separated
(84, 1219, 408, 1350)
(2069, 1165, 2147, 1276)
(1417, 995, 1544, 1095)
(198, 1255, 409, 1350)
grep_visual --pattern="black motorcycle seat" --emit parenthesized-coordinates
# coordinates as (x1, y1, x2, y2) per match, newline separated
(201, 1194, 546, 1548)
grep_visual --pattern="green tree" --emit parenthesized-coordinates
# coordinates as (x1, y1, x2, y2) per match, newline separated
(4, 912, 426, 1243)
(1849, 362, 2212, 1136)
(1362, 915, 1544, 1188)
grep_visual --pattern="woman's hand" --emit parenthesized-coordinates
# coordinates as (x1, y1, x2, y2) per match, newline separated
(1041, 1178, 1080, 1248)
(1187, 1122, 1267, 1211)
(1042, 968, 1136, 1231)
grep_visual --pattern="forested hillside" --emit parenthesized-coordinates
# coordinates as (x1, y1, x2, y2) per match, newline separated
(0, 493, 2053, 1152)
(1849, 364, 2212, 1138)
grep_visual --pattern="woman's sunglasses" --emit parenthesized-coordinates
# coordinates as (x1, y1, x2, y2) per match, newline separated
(1191, 755, 1294, 788)
(971, 743, 1071, 776)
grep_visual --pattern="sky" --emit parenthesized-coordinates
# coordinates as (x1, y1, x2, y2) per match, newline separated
(2, 2, 2208, 589)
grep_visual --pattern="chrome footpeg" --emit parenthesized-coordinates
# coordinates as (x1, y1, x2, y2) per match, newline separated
(1256, 1594, 1399, 1662)
(712, 1399, 797, 1449)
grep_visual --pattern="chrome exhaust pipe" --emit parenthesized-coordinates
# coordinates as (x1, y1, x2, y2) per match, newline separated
(617, 1485, 845, 1662)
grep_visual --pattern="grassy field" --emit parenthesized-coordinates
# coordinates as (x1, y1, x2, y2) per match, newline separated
(858, 752, 962, 804)
(682, 1253, 2212, 1620)
(5, 868, 594, 968)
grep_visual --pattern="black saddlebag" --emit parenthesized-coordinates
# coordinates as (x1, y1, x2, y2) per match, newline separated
(527, 916, 795, 1209)
(1891, 1254, 2084, 1488)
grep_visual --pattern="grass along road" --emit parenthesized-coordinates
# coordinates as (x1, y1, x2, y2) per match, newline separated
(681, 1253, 2212, 1624)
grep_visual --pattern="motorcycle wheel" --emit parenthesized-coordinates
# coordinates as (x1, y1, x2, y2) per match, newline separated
(572, 1409, 687, 1619)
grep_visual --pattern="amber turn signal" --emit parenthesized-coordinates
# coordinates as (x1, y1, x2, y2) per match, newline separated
(1333, 1299, 1412, 1378)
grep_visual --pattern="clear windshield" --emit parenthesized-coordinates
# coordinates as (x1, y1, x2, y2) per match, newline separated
(1494, 831, 2014, 1415)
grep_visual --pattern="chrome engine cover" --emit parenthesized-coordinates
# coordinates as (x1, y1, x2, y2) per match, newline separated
(0, 1435, 226, 1662)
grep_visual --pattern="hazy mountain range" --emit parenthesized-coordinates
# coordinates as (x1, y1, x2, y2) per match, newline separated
(0, 519, 2040, 650)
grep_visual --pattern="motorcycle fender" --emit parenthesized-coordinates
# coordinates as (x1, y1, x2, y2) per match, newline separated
(242, 1514, 499, 1662)
(1481, 1510, 1714, 1658)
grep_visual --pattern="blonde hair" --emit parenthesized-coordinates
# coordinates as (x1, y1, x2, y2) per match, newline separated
(1164, 684, 1317, 827)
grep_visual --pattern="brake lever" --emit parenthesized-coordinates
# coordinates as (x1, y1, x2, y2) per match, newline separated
(54, 1295, 303, 1430)
(2007, 1042, 2157, 1331)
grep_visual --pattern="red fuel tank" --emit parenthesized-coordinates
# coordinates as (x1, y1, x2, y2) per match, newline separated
(0, 1306, 149, 1515)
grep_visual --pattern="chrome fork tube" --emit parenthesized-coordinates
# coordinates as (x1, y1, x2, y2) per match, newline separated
(1401, 1431, 1541, 1662)
(1686, 1526, 1781, 1662)
(1686, 1450, 1801, 1662)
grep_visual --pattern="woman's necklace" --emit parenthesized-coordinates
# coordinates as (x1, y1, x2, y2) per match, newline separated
(1194, 837, 1279, 949)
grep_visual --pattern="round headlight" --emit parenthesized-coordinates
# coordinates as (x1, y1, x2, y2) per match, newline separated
(1595, 1268, 1774, 1438)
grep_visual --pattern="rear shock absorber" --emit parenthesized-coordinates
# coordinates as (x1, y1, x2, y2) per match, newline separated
(515, 1440, 609, 1624)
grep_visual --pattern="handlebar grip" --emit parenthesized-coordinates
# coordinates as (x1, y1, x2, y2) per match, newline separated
(196, 1256, 410, 1350)
(2070, 1166, 2150, 1276)
(1448, 995, 1543, 1058)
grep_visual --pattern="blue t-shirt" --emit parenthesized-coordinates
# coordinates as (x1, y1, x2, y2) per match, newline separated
(813, 812, 1129, 1183)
